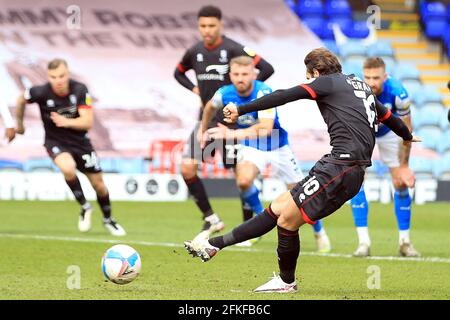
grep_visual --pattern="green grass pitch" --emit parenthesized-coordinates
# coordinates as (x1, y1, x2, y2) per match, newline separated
(0, 199, 449, 300)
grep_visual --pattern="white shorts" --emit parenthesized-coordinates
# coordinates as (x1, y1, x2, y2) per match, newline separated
(376, 130, 401, 168)
(238, 145, 303, 185)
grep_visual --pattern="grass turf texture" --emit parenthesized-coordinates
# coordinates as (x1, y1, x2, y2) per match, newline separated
(0, 200, 449, 300)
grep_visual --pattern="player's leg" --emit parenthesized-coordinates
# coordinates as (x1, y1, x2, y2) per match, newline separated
(52, 151, 92, 232)
(185, 158, 365, 292)
(380, 131, 419, 257)
(276, 145, 331, 253)
(390, 167, 420, 257)
(233, 156, 263, 247)
(351, 185, 371, 257)
(182, 124, 223, 235)
(85, 172, 126, 236)
(235, 147, 265, 218)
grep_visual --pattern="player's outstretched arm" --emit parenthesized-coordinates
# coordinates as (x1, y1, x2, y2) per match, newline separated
(223, 86, 311, 123)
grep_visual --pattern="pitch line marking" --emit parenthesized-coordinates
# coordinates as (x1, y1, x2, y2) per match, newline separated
(1, 232, 450, 264)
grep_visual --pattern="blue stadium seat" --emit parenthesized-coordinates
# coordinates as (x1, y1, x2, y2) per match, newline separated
(367, 41, 394, 57)
(0, 159, 23, 171)
(437, 130, 450, 154)
(325, 0, 352, 18)
(343, 20, 370, 39)
(415, 105, 446, 129)
(421, 2, 448, 39)
(403, 82, 423, 103)
(322, 21, 336, 40)
(329, 16, 353, 32)
(23, 158, 56, 172)
(342, 60, 363, 78)
(339, 41, 367, 59)
(414, 85, 443, 107)
(409, 156, 434, 176)
(416, 126, 443, 150)
(394, 63, 420, 81)
(296, 0, 324, 18)
(302, 17, 325, 38)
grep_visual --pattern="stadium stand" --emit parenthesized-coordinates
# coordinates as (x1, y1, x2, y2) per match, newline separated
(288, 0, 450, 179)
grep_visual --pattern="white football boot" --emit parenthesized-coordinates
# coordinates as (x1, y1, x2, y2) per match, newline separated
(78, 204, 93, 233)
(253, 272, 298, 293)
(103, 218, 126, 236)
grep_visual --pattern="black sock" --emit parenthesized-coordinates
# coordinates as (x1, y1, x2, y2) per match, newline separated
(209, 206, 278, 249)
(240, 196, 254, 221)
(97, 193, 111, 219)
(65, 177, 87, 206)
(277, 226, 300, 284)
(184, 176, 213, 218)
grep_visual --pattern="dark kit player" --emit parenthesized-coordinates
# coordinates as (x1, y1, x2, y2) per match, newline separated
(15, 58, 126, 236)
(184, 48, 420, 293)
(174, 5, 274, 236)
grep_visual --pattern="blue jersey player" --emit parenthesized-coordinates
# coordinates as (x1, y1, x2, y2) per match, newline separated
(351, 57, 419, 257)
(199, 56, 331, 251)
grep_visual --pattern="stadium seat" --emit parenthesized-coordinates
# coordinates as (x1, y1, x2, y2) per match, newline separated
(23, 158, 56, 172)
(393, 63, 420, 81)
(416, 126, 443, 150)
(403, 82, 423, 104)
(339, 41, 367, 59)
(0, 159, 23, 172)
(415, 104, 446, 129)
(342, 60, 363, 78)
(343, 20, 370, 39)
(367, 41, 394, 58)
(434, 154, 450, 179)
(325, 0, 352, 19)
(302, 17, 326, 38)
(409, 156, 434, 178)
(296, 0, 324, 19)
(422, 2, 448, 39)
(436, 130, 450, 154)
(414, 86, 443, 108)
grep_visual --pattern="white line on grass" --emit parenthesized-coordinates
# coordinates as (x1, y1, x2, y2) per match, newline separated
(1, 232, 450, 264)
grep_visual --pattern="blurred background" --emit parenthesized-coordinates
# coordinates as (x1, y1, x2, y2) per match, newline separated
(0, 0, 449, 203)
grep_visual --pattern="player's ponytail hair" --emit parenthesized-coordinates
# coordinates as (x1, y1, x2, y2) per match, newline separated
(304, 48, 342, 76)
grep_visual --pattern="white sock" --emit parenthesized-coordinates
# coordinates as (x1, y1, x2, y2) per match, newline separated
(315, 228, 327, 237)
(205, 213, 220, 224)
(356, 227, 371, 246)
(399, 230, 410, 245)
(82, 202, 91, 210)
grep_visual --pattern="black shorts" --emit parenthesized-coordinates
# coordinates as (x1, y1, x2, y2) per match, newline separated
(290, 156, 366, 224)
(183, 123, 239, 169)
(45, 139, 102, 174)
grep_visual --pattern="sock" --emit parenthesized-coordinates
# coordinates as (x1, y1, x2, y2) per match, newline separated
(394, 188, 412, 242)
(277, 225, 300, 284)
(97, 193, 111, 219)
(399, 230, 410, 245)
(240, 197, 254, 221)
(184, 176, 213, 218)
(209, 206, 278, 249)
(240, 184, 264, 216)
(351, 187, 369, 227)
(65, 177, 87, 206)
(356, 227, 371, 246)
(312, 219, 324, 234)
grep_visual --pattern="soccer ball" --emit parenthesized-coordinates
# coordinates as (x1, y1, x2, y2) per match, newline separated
(102, 244, 141, 285)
